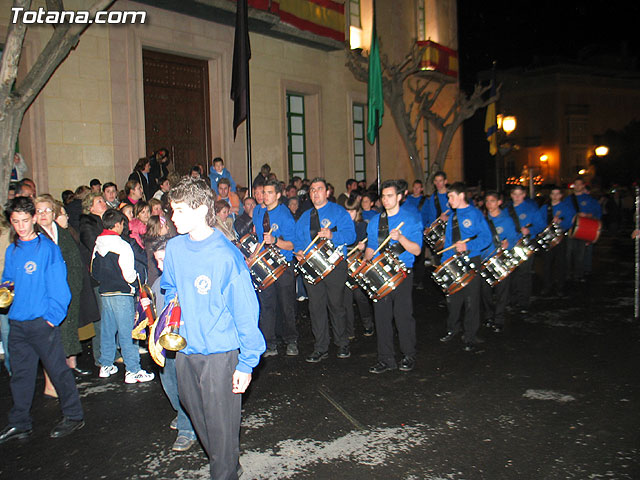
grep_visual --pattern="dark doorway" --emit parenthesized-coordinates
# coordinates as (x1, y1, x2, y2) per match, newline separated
(142, 49, 211, 176)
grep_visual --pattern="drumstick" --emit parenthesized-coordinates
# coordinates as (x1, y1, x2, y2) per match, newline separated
(371, 222, 405, 257)
(436, 235, 478, 256)
(347, 238, 367, 257)
(254, 227, 274, 255)
(302, 221, 332, 255)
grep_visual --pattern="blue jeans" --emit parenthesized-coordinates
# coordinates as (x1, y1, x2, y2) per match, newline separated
(160, 355, 196, 439)
(1, 312, 10, 374)
(99, 295, 140, 373)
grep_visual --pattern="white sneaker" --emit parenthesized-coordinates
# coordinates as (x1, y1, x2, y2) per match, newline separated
(125, 370, 155, 384)
(99, 365, 118, 378)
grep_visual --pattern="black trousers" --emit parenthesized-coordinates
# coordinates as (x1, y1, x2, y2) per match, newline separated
(566, 237, 586, 281)
(373, 272, 415, 367)
(543, 239, 567, 290)
(446, 274, 481, 343)
(481, 276, 511, 325)
(176, 351, 241, 480)
(344, 286, 373, 338)
(258, 266, 298, 349)
(305, 261, 349, 352)
(511, 255, 534, 308)
(8, 318, 83, 430)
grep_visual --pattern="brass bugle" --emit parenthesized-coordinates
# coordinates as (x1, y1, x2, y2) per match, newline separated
(159, 326, 187, 351)
(0, 282, 15, 309)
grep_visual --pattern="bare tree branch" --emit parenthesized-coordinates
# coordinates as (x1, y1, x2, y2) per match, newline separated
(0, 0, 31, 108)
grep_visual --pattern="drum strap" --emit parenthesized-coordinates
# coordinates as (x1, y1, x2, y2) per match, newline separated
(418, 195, 427, 210)
(310, 208, 320, 239)
(262, 209, 271, 235)
(507, 204, 522, 233)
(546, 203, 553, 224)
(487, 217, 501, 248)
(571, 193, 580, 213)
(451, 210, 461, 243)
(434, 193, 442, 217)
(378, 211, 405, 255)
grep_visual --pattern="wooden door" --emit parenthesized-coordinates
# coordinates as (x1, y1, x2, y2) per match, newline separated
(143, 50, 211, 176)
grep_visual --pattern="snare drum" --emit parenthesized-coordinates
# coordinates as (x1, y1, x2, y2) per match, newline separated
(424, 218, 446, 251)
(236, 233, 260, 258)
(345, 249, 365, 291)
(431, 254, 477, 296)
(355, 251, 407, 301)
(296, 239, 344, 285)
(248, 247, 289, 291)
(478, 249, 516, 287)
(536, 223, 565, 251)
(509, 236, 537, 268)
(569, 216, 601, 244)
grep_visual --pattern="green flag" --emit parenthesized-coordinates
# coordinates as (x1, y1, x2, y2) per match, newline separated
(367, 15, 383, 145)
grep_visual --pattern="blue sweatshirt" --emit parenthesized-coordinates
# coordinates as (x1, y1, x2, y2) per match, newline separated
(486, 209, 520, 250)
(209, 167, 237, 194)
(2, 235, 71, 326)
(294, 201, 356, 257)
(441, 205, 492, 262)
(572, 193, 602, 219)
(366, 208, 423, 268)
(421, 191, 449, 227)
(253, 203, 296, 262)
(538, 198, 576, 232)
(160, 230, 265, 373)
(506, 201, 546, 238)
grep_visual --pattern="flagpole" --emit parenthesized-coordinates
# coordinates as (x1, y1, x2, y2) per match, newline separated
(245, 63, 253, 197)
(375, 113, 381, 195)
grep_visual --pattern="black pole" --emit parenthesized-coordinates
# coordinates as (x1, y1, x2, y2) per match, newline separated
(376, 112, 381, 195)
(246, 65, 253, 197)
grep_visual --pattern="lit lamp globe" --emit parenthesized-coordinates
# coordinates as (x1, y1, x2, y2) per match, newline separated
(539, 154, 548, 163)
(502, 116, 516, 134)
(595, 145, 609, 157)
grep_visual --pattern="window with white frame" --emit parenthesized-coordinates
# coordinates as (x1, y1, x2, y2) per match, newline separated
(416, 0, 426, 41)
(352, 103, 366, 181)
(350, 0, 361, 28)
(286, 93, 307, 179)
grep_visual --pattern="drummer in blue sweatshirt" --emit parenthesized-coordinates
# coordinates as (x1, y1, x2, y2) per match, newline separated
(160, 177, 265, 480)
(0, 197, 84, 444)
(439, 182, 492, 352)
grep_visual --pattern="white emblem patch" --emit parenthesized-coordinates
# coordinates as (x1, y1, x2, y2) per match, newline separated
(496, 226, 504, 234)
(24, 261, 37, 274)
(194, 275, 212, 295)
(519, 213, 527, 220)
(462, 219, 472, 228)
(581, 201, 587, 206)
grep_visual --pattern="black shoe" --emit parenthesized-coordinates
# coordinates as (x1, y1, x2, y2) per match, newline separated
(493, 325, 503, 333)
(363, 327, 375, 337)
(484, 319, 496, 329)
(71, 366, 92, 377)
(463, 343, 475, 352)
(440, 331, 458, 343)
(0, 425, 32, 444)
(414, 282, 424, 290)
(50, 417, 85, 439)
(519, 308, 529, 314)
(474, 336, 485, 344)
(336, 346, 351, 359)
(305, 351, 329, 363)
(368, 361, 396, 374)
(398, 356, 415, 372)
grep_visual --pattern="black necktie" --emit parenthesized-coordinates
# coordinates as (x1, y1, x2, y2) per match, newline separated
(451, 211, 461, 243)
(310, 208, 320, 239)
(263, 209, 270, 235)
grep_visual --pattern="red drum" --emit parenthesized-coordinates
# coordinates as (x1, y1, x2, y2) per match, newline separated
(569, 216, 601, 244)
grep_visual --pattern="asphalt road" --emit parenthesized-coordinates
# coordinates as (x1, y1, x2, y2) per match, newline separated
(1, 231, 638, 480)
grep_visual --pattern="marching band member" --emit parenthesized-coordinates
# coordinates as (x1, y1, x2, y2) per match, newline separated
(538, 186, 576, 296)
(294, 178, 355, 363)
(505, 185, 545, 314)
(567, 178, 601, 282)
(343, 197, 374, 339)
(421, 170, 449, 228)
(365, 180, 423, 373)
(439, 182, 492, 352)
(252, 179, 299, 357)
(482, 192, 519, 333)
(161, 177, 265, 480)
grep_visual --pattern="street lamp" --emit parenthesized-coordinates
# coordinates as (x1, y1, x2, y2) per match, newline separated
(502, 116, 516, 135)
(595, 145, 609, 157)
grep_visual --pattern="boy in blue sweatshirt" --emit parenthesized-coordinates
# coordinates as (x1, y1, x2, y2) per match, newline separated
(209, 157, 237, 195)
(161, 177, 265, 480)
(0, 197, 84, 444)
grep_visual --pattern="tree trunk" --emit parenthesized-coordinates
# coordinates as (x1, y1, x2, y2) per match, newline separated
(0, 107, 25, 202)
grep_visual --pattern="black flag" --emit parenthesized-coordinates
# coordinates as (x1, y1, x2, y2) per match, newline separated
(231, 0, 251, 139)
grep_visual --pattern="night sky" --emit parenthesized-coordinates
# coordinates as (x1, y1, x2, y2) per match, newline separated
(456, 1, 640, 185)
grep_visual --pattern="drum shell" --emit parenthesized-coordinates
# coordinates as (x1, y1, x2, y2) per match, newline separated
(295, 239, 343, 285)
(356, 251, 407, 301)
(424, 218, 446, 251)
(248, 248, 288, 291)
(535, 223, 565, 251)
(431, 254, 476, 296)
(479, 249, 515, 287)
(509, 236, 537, 268)
(346, 249, 365, 291)
(236, 233, 260, 258)
(569, 216, 601, 244)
